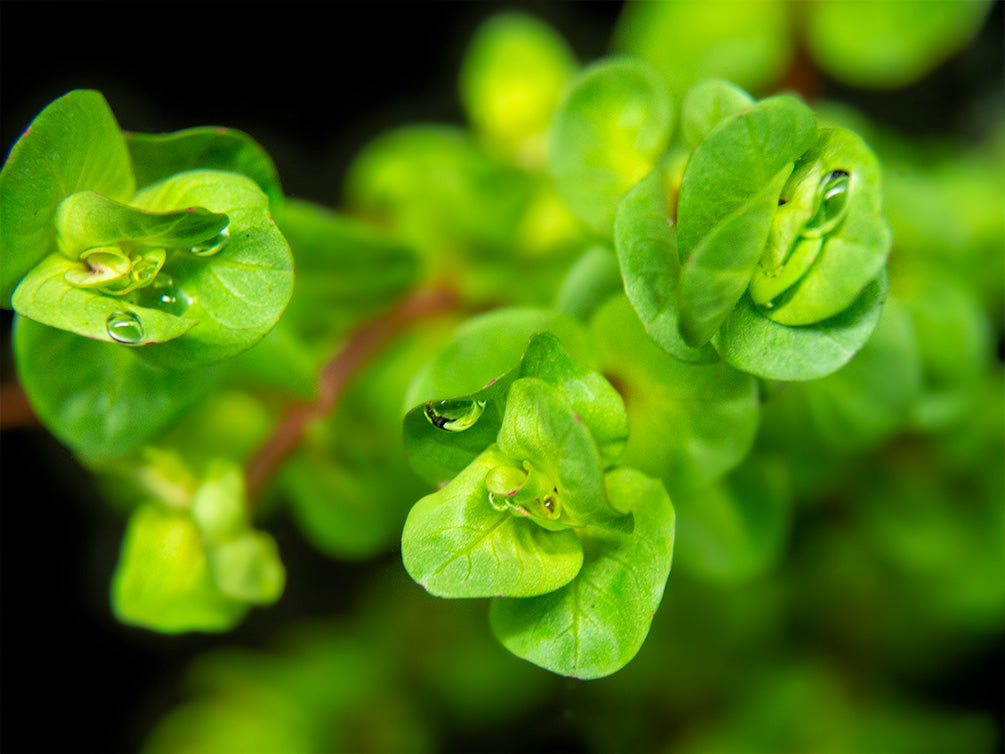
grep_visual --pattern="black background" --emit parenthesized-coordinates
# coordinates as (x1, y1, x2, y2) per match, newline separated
(2, 2, 1002, 753)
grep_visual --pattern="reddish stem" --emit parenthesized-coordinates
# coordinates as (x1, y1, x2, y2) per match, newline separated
(0, 381, 38, 430)
(244, 286, 458, 501)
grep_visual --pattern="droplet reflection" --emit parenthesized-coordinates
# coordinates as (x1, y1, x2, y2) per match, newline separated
(105, 311, 144, 345)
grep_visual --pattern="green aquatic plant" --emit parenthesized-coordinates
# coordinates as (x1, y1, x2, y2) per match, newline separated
(2, 10, 999, 738)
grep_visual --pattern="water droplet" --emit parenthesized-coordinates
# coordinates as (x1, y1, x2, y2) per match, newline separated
(130, 256, 162, 286)
(189, 226, 230, 257)
(140, 275, 191, 316)
(803, 169, 851, 238)
(105, 311, 144, 345)
(424, 399, 486, 432)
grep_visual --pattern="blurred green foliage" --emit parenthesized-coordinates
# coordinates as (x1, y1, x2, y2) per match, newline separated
(1, 0, 1001, 752)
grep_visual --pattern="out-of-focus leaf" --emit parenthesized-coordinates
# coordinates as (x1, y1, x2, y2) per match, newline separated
(111, 502, 248, 633)
(549, 57, 673, 236)
(13, 315, 219, 460)
(612, 0, 793, 99)
(805, 0, 994, 89)
(592, 295, 759, 494)
(672, 455, 791, 584)
(460, 11, 576, 168)
(273, 198, 418, 348)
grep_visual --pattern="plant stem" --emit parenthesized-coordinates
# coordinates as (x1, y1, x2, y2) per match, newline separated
(0, 381, 38, 429)
(244, 286, 458, 502)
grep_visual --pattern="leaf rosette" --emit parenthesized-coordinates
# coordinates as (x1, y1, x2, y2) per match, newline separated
(615, 79, 892, 380)
(111, 458, 285, 634)
(1, 89, 293, 368)
(402, 327, 675, 678)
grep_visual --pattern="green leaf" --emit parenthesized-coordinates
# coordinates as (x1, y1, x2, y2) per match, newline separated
(672, 456, 792, 584)
(12, 253, 196, 344)
(53, 190, 228, 257)
(345, 125, 534, 258)
(680, 79, 755, 148)
(404, 307, 592, 409)
(804, 0, 994, 89)
(125, 126, 283, 204)
(612, 0, 793, 99)
(403, 323, 614, 487)
(497, 377, 629, 532)
(460, 11, 577, 166)
(614, 157, 719, 363)
(750, 127, 891, 325)
(13, 315, 219, 460)
(713, 270, 888, 381)
(899, 275, 993, 431)
(208, 531, 285, 606)
(405, 379, 513, 487)
(549, 57, 673, 236)
(592, 295, 760, 493)
(1, 89, 135, 305)
(676, 95, 817, 346)
(401, 446, 584, 598)
(554, 244, 624, 323)
(760, 294, 922, 453)
(190, 460, 248, 544)
(490, 467, 675, 679)
(518, 332, 628, 467)
(128, 170, 294, 368)
(111, 502, 248, 634)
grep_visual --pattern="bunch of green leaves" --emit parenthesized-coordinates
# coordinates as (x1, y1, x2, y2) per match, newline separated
(343, 13, 590, 309)
(400, 316, 675, 679)
(2, 89, 293, 365)
(547, 59, 892, 379)
(111, 456, 284, 633)
(1, 88, 423, 635)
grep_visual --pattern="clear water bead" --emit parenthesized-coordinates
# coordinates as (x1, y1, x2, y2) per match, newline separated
(105, 311, 144, 345)
(189, 226, 230, 257)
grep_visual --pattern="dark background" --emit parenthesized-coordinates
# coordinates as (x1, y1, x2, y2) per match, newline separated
(2, 2, 1002, 753)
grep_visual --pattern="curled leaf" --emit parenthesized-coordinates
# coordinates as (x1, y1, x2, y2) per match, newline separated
(401, 446, 584, 599)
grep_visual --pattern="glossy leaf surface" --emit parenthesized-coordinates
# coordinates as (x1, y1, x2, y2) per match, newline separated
(401, 446, 584, 598)
(713, 271, 887, 381)
(12, 253, 196, 345)
(129, 170, 294, 368)
(676, 95, 817, 346)
(490, 467, 674, 679)
(1, 89, 134, 305)
(125, 126, 283, 203)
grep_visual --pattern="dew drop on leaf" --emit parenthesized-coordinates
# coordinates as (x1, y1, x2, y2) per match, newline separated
(188, 226, 230, 257)
(424, 399, 486, 432)
(803, 169, 850, 238)
(105, 310, 144, 345)
(138, 275, 192, 316)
